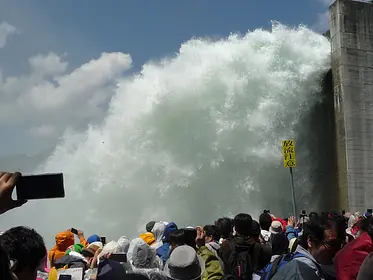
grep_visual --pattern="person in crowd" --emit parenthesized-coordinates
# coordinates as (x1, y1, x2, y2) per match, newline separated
(270, 233, 289, 262)
(117, 236, 131, 254)
(285, 216, 300, 241)
(334, 216, 373, 280)
(86, 234, 101, 245)
(215, 218, 233, 245)
(157, 222, 178, 264)
(151, 222, 166, 249)
(164, 245, 205, 280)
(203, 225, 223, 265)
(48, 231, 75, 267)
(219, 213, 270, 278)
(195, 227, 225, 280)
(357, 251, 373, 280)
(128, 238, 165, 280)
(0, 226, 47, 280)
(259, 212, 272, 244)
(140, 232, 156, 247)
(0, 243, 16, 280)
(146, 221, 156, 233)
(269, 221, 283, 235)
(271, 213, 345, 280)
(169, 229, 188, 252)
(250, 221, 261, 244)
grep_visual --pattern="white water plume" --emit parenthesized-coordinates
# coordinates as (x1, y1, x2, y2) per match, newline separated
(11, 24, 332, 244)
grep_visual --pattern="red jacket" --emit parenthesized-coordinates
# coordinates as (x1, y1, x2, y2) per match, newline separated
(273, 218, 288, 233)
(335, 232, 373, 280)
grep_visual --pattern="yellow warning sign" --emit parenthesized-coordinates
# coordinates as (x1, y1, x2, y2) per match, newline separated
(282, 140, 296, 168)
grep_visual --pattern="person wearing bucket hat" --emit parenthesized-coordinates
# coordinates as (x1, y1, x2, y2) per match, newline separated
(269, 221, 283, 235)
(164, 245, 205, 280)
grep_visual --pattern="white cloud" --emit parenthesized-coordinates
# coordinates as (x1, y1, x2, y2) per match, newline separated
(314, 11, 330, 33)
(0, 21, 17, 48)
(0, 50, 132, 149)
(28, 125, 56, 137)
(313, 0, 334, 32)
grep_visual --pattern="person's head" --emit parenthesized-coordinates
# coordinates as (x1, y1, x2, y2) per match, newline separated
(163, 222, 178, 243)
(234, 213, 253, 237)
(271, 234, 289, 256)
(309, 212, 319, 221)
(87, 234, 101, 244)
(1, 226, 46, 280)
(55, 231, 74, 251)
(164, 245, 205, 280)
(130, 238, 156, 269)
(146, 221, 156, 233)
(299, 212, 345, 265)
(169, 229, 186, 251)
(215, 218, 233, 239)
(250, 221, 261, 242)
(259, 213, 272, 231)
(203, 225, 220, 243)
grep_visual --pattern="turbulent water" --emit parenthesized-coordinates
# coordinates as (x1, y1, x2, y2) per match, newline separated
(15, 24, 332, 243)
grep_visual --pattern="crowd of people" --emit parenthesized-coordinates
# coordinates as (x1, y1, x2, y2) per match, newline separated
(2, 172, 373, 280)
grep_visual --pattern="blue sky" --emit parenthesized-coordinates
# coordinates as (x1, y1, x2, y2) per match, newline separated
(0, 0, 331, 156)
(0, 0, 329, 74)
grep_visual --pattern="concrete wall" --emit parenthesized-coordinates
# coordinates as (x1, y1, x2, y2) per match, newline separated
(330, 0, 373, 213)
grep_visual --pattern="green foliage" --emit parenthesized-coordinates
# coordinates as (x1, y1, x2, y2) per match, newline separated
(323, 30, 331, 40)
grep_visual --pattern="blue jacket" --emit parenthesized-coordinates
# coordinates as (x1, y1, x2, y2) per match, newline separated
(286, 225, 301, 241)
(157, 242, 171, 264)
(157, 222, 178, 264)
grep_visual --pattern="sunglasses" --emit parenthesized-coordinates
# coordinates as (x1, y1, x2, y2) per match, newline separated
(9, 259, 17, 273)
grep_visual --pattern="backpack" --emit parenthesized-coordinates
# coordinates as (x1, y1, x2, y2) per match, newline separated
(222, 240, 261, 280)
(258, 252, 305, 280)
(48, 255, 86, 280)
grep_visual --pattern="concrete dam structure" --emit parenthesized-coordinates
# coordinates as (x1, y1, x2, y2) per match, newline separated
(330, 0, 373, 213)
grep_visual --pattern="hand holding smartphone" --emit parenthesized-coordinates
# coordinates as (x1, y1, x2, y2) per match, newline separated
(71, 228, 78, 235)
(16, 173, 65, 200)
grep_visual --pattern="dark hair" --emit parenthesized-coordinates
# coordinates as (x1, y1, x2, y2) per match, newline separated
(215, 218, 233, 239)
(259, 213, 272, 231)
(184, 228, 197, 249)
(169, 229, 186, 248)
(250, 220, 260, 240)
(299, 212, 345, 249)
(0, 226, 46, 275)
(271, 234, 289, 255)
(309, 212, 319, 221)
(234, 213, 253, 236)
(203, 225, 220, 241)
(146, 221, 156, 233)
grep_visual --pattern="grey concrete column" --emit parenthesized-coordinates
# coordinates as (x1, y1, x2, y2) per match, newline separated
(330, 0, 373, 213)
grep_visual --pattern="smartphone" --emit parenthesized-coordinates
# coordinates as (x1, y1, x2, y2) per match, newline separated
(59, 275, 72, 280)
(109, 253, 127, 263)
(16, 173, 65, 200)
(301, 210, 306, 215)
(368, 209, 373, 214)
(100, 236, 106, 245)
(71, 228, 78, 235)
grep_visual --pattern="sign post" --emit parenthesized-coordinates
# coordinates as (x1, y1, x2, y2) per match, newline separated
(282, 139, 297, 218)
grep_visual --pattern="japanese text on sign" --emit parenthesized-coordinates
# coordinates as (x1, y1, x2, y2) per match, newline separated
(282, 139, 296, 168)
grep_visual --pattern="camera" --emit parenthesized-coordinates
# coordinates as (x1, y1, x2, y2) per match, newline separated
(300, 210, 307, 219)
